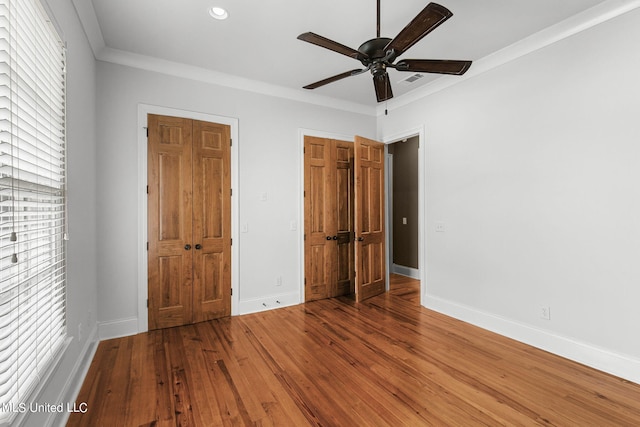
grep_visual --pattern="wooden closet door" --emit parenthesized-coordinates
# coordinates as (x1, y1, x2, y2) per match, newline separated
(192, 120, 232, 322)
(354, 135, 386, 302)
(148, 115, 232, 330)
(148, 114, 194, 329)
(304, 136, 335, 301)
(304, 136, 354, 301)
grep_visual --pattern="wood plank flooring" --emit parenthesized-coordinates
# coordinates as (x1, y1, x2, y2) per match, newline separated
(68, 275, 640, 426)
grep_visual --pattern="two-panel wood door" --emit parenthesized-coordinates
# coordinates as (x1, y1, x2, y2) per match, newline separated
(148, 114, 231, 330)
(354, 136, 386, 302)
(304, 136, 355, 302)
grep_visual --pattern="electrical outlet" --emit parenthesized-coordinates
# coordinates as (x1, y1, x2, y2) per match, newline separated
(540, 306, 551, 320)
(435, 221, 446, 232)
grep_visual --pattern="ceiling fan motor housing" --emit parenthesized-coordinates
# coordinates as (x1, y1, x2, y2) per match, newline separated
(358, 37, 393, 64)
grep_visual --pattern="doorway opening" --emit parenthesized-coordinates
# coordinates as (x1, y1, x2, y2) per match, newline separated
(387, 136, 420, 281)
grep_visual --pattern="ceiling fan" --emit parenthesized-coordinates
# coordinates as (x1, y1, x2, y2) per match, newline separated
(297, 1, 472, 102)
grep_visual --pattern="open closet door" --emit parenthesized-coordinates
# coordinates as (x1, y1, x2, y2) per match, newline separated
(354, 136, 386, 302)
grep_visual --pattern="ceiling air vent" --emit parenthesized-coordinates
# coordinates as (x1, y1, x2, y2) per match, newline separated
(398, 73, 424, 85)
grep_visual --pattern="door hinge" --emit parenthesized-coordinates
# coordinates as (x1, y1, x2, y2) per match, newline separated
(230, 238, 233, 246)
(304, 234, 306, 241)
(145, 127, 148, 138)
(230, 288, 233, 296)
(146, 242, 149, 251)
(304, 278, 307, 284)
(146, 299, 149, 308)
(230, 188, 233, 196)
(146, 185, 149, 194)
(230, 138, 232, 146)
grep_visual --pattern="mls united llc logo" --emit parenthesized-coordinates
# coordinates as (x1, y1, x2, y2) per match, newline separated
(1, 401, 88, 414)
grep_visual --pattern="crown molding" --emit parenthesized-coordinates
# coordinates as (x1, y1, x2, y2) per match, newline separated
(377, 0, 640, 116)
(70, 0, 639, 119)
(97, 47, 375, 116)
(69, 0, 374, 116)
(70, 0, 106, 57)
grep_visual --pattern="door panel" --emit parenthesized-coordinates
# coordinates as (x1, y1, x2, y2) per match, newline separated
(148, 114, 193, 329)
(192, 120, 231, 322)
(304, 136, 334, 301)
(354, 135, 386, 302)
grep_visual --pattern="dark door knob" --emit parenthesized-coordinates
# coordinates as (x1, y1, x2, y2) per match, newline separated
(332, 236, 338, 240)
(195, 244, 202, 250)
(326, 236, 332, 240)
(357, 237, 364, 242)
(184, 244, 191, 250)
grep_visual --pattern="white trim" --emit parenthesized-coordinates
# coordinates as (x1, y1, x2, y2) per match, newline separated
(137, 104, 240, 334)
(69, 0, 640, 118)
(69, 0, 106, 57)
(98, 317, 138, 340)
(51, 326, 100, 427)
(376, 0, 640, 116)
(380, 127, 426, 299)
(298, 129, 357, 303)
(391, 264, 420, 280)
(100, 47, 375, 116)
(426, 296, 640, 385)
(385, 152, 393, 290)
(67, 0, 372, 115)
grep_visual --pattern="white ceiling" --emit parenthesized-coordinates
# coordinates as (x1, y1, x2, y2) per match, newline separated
(81, 0, 609, 107)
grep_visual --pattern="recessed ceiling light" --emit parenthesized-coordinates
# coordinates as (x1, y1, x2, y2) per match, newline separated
(208, 6, 229, 20)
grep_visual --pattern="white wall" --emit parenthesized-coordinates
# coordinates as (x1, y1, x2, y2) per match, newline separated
(17, 0, 100, 426)
(379, 7, 640, 382)
(95, 61, 375, 335)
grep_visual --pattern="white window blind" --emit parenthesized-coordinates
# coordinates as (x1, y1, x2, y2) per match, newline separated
(0, 0, 66, 422)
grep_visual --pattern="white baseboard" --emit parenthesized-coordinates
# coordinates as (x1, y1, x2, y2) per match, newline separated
(391, 264, 420, 279)
(97, 293, 302, 339)
(98, 316, 139, 340)
(51, 325, 99, 427)
(238, 291, 300, 315)
(425, 295, 640, 385)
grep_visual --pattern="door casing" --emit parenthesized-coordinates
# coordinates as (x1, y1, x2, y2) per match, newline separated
(381, 127, 425, 304)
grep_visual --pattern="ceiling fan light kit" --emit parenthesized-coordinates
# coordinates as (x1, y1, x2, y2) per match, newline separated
(297, 1, 472, 102)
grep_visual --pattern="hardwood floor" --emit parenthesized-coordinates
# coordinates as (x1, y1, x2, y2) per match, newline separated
(68, 275, 640, 426)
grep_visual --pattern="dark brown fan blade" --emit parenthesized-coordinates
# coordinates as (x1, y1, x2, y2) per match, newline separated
(395, 59, 472, 75)
(303, 69, 365, 90)
(297, 32, 366, 61)
(373, 73, 393, 102)
(384, 3, 452, 57)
